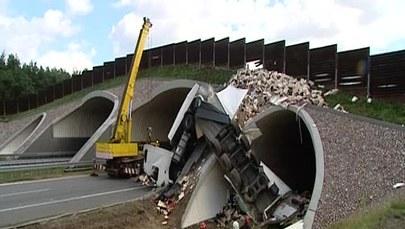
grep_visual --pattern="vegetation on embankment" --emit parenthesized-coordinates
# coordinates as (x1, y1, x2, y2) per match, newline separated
(2, 64, 404, 126)
(324, 93, 405, 125)
(328, 197, 405, 229)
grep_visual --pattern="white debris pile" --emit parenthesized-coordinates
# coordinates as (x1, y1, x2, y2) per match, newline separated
(134, 173, 156, 187)
(155, 160, 205, 225)
(228, 68, 347, 123)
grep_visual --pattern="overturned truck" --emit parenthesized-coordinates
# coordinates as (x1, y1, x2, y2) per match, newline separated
(143, 83, 308, 227)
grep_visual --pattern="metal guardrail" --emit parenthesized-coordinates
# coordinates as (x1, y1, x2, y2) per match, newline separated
(0, 152, 75, 159)
(0, 158, 71, 167)
(0, 161, 93, 173)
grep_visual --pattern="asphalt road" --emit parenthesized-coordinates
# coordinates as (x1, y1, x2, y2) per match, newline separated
(0, 175, 151, 228)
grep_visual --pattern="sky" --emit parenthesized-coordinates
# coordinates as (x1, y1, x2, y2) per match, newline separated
(0, 0, 404, 73)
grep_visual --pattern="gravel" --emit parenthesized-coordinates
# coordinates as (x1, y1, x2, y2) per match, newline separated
(305, 106, 405, 229)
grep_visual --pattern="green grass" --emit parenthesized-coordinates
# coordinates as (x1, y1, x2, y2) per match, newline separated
(324, 93, 405, 125)
(2, 65, 234, 122)
(328, 198, 405, 229)
(138, 64, 233, 84)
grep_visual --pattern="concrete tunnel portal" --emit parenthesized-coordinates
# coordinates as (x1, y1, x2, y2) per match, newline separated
(24, 94, 115, 157)
(246, 106, 324, 228)
(252, 109, 316, 193)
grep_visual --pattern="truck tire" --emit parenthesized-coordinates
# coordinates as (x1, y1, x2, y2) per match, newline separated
(220, 153, 232, 172)
(218, 127, 229, 140)
(240, 135, 250, 151)
(183, 113, 194, 131)
(229, 168, 242, 190)
(232, 122, 242, 136)
(210, 139, 223, 156)
(222, 140, 237, 154)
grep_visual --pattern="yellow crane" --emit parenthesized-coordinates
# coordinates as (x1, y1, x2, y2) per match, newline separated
(96, 17, 152, 177)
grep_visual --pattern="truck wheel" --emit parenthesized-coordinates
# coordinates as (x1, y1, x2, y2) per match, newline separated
(229, 168, 242, 190)
(232, 122, 242, 136)
(211, 139, 222, 155)
(220, 153, 232, 172)
(222, 140, 237, 154)
(183, 113, 194, 131)
(218, 127, 229, 140)
(240, 135, 250, 151)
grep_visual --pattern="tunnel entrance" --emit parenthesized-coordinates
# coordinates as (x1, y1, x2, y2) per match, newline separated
(248, 106, 323, 228)
(252, 109, 316, 194)
(24, 96, 114, 157)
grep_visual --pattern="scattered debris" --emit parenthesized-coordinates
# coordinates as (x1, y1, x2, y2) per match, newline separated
(367, 97, 372, 103)
(228, 68, 343, 124)
(200, 221, 207, 229)
(393, 182, 405, 189)
(351, 96, 358, 103)
(135, 173, 156, 187)
(333, 103, 348, 113)
(177, 191, 185, 202)
(152, 152, 210, 225)
(324, 89, 339, 96)
(232, 220, 240, 229)
(215, 194, 246, 228)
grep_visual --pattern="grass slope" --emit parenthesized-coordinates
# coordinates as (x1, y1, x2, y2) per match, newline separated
(325, 93, 405, 125)
(328, 198, 405, 229)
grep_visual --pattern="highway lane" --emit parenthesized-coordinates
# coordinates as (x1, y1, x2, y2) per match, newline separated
(0, 175, 151, 228)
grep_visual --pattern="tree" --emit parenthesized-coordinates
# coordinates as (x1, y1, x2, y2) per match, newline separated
(0, 52, 71, 100)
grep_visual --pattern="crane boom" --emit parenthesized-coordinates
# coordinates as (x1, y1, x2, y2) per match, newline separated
(95, 18, 152, 176)
(113, 17, 152, 143)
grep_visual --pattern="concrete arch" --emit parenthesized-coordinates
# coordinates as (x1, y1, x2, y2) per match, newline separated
(72, 79, 202, 161)
(24, 91, 117, 158)
(0, 112, 46, 155)
(70, 91, 119, 162)
(130, 80, 205, 143)
(245, 105, 324, 229)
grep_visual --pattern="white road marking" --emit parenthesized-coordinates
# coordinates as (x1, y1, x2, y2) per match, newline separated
(0, 186, 146, 213)
(0, 189, 50, 198)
